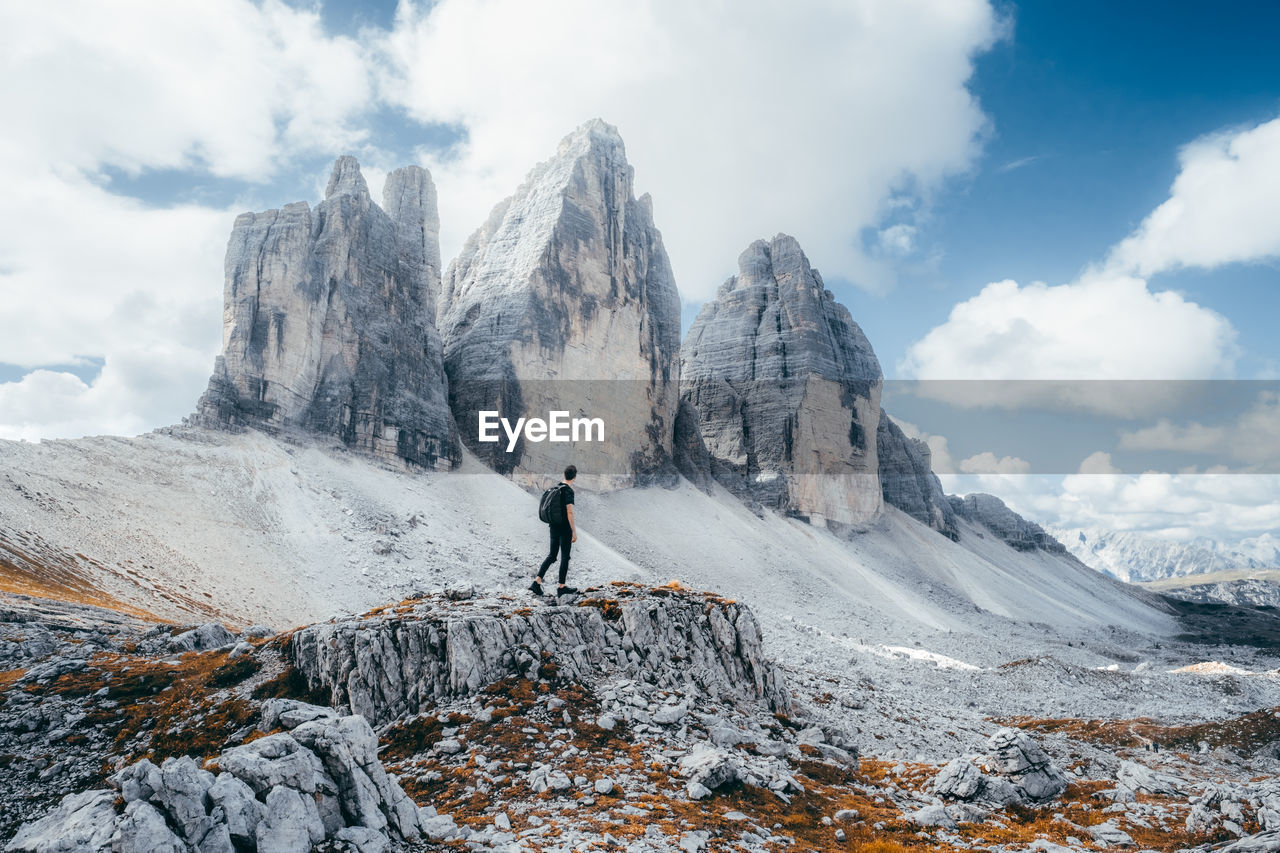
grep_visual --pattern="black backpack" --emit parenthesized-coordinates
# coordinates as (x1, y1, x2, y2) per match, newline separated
(538, 484, 568, 525)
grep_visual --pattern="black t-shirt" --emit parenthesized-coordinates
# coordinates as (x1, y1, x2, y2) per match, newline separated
(560, 483, 575, 512)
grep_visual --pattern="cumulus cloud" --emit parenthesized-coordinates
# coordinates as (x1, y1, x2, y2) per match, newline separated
(0, 0, 378, 438)
(899, 274, 1238, 383)
(958, 451, 1031, 475)
(900, 116, 1280, 402)
(1076, 451, 1120, 475)
(1119, 391, 1280, 468)
(0, 0, 373, 180)
(1106, 115, 1280, 277)
(378, 0, 1003, 298)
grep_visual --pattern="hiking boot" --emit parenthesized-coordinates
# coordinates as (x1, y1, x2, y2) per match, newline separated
(529, 580, 544, 596)
(557, 585, 579, 596)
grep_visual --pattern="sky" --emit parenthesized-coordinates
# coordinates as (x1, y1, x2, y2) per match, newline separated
(1, 0, 1278, 544)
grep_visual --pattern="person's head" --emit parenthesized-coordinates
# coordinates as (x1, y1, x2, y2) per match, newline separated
(563, 464, 577, 482)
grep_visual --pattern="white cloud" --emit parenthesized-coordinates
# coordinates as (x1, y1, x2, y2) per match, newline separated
(958, 451, 1030, 475)
(0, 0, 378, 438)
(0, 0, 373, 180)
(900, 116, 1280, 400)
(877, 224, 918, 256)
(379, 0, 1003, 298)
(900, 274, 1237, 383)
(1118, 391, 1280, 468)
(1076, 451, 1120, 475)
(1106, 115, 1280, 277)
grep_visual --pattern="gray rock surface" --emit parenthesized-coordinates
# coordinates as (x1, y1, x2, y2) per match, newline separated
(876, 412, 959, 539)
(932, 728, 1067, 806)
(952, 493, 1067, 553)
(680, 234, 883, 528)
(288, 587, 792, 726)
(195, 156, 457, 469)
(438, 119, 681, 488)
(7, 705, 422, 853)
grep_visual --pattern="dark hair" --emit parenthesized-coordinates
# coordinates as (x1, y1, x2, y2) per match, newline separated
(563, 464, 577, 481)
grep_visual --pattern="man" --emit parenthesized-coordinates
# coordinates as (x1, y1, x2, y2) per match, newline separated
(530, 464, 578, 596)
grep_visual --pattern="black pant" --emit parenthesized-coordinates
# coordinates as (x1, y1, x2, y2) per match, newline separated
(538, 524, 572, 585)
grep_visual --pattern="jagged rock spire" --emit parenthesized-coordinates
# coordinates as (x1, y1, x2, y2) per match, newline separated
(195, 156, 457, 468)
(438, 119, 682, 488)
(680, 234, 883, 528)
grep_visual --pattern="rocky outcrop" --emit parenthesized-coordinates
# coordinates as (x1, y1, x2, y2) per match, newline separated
(951, 494, 1066, 553)
(680, 235, 882, 528)
(437, 119, 682, 488)
(876, 412, 959, 539)
(288, 586, 792, 725)
(195, 157, 457, 469)
(932, 728, 1068, 806)
(6, 704, 424, 853)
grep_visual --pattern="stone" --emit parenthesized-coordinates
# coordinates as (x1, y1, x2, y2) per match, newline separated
(217, 732, 329, 796)
(681, 234, 883, 528)
(255, 786, 324, 853)
(260, 698, 339, 732)
(438, 119, 682, 489)
(5, 789, 118, 852)
(195, 157, 457, 470)
(112, 800, 186, 853)
(594, 778, 614, 795)
(984, 728, 1068, 801)
(1087, 819, 1134, 847)
(905, 804, 957, 829)
(208, 772, 264, 847)
(933, 756, 985, 800)
(678, 746, 739, 791)
(876, 412, 959, 539)
(334, 826, 389, 853)
(1115, 760, 1186, 797)
(169, 623, 237, 652)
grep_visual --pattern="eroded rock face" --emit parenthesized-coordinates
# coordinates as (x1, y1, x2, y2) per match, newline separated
(6, 709, 423, 853)
(877, 412, 959, 539)
(952, 494, 1066, 553)
(680, 235, 882, 527)
(288, 586, 793, 725)
(196, 157, 457, 469)
(437, 119, 682, 489)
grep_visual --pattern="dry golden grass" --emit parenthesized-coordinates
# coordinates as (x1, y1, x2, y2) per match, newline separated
(1005, 706, 1280, 754)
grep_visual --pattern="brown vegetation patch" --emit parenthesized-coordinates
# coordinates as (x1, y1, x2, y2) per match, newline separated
(1005, 706, 1280, 754)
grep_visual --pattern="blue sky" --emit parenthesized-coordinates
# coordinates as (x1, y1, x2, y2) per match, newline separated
(1, 0, 1278, 541)
(855, 0, 1280, 378)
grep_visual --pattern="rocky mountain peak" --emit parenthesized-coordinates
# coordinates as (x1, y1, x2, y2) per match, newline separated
(438, 120, 681, 488)
(193, 156, 457, 469)
(680, 234, 883, 527)
(324, 154, 369, 200)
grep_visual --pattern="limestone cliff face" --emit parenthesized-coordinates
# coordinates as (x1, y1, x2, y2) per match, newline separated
(679, 235, 883, 527)
(877, 412, 959, 540)
(437, 119, 682, 489)
(196, 157, 457, 468)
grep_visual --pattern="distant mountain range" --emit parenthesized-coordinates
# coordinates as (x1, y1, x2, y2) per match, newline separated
(1053, 525, 1280, 583)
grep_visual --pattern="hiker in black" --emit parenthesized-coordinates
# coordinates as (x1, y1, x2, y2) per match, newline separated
(531, 464, 578, 596)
